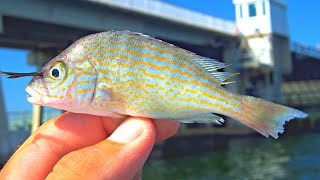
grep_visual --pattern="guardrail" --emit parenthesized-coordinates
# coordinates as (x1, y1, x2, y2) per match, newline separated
(291, 42, 320, 59)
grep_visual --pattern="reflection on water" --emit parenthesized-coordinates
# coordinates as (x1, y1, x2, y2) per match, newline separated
(143, 133, 320, 180)
(226, 139, 289, 180)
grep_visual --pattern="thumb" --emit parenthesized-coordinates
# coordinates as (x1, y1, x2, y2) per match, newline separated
(46, 117, 156, 180)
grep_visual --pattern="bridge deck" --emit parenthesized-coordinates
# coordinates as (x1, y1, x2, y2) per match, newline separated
(291, 42, 320, 60)
(0, 0, 237, 51)
(88, 0, 236, 35)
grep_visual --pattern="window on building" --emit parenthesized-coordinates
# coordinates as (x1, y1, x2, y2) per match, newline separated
(249, 3, 257, 17)
(239, 5, 243, 18)
(262, 1, 266, 15)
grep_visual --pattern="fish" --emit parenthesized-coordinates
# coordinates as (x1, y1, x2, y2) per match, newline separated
(1, 30, 308, 138)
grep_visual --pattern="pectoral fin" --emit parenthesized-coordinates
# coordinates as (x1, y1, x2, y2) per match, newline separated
(98, 85, 112, 100)
(99, 80, 136, 101)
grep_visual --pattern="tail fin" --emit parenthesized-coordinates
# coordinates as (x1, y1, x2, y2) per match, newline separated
(233, 95, 308, 139)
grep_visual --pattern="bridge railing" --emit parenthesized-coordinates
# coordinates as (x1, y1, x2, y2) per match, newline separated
(291, 42, 320, 59)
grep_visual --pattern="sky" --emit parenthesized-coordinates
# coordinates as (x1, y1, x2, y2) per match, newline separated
(0, 0, 319, 112)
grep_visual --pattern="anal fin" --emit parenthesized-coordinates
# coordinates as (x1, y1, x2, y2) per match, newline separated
(178, 113, 225, 125)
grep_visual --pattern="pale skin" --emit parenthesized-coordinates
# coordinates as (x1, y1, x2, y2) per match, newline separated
(0, 112, 180, 180)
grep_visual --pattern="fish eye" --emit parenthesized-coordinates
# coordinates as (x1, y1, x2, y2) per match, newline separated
(48, 61, 66, 79)
(51, 68, 60, 78)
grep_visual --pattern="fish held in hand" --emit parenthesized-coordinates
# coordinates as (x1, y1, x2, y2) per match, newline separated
(13, 31, 307, 138)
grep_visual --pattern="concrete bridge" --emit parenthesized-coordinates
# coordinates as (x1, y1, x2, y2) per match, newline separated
(0, 0, 237, 50)
(0, 0, 242, 132)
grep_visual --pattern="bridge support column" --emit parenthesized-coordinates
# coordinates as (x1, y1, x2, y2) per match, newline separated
(0, 14, 3, 33)
(0, 78, 8, 132)
(272, 67, 282, 102)
(31, 105, 43, 132)
(223, 41, 242, 93)
(0, 76, 9, 159)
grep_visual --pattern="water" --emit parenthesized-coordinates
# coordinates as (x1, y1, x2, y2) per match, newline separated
(7, 108, 62, 131)
(143, 133, 320, 180)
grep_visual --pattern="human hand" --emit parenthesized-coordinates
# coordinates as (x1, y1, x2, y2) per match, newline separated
(0, 112, 180, 179)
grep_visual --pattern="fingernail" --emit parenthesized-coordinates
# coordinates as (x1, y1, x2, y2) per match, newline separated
(108, 119, 143, 144)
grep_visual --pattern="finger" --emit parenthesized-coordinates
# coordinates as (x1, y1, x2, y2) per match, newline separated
(152, 119, 180, 142)
(47, 117, 155, 180)
(133, 169, 142, 180)
(0, 112, 120, 180)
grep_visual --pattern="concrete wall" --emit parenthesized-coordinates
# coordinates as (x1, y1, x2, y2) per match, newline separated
(271, 35, 292, 74)
(270, 0, 288, 36)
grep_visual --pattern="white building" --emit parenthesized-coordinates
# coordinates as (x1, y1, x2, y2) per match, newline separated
(233, 0, 292, 101)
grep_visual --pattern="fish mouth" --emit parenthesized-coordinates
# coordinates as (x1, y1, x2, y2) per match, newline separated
(25, 86, 42, 105)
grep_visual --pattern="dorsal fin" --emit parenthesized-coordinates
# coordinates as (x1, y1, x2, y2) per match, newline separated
(209, 72, 239, 85)
(193, 57, 227, 71)
(192, 56, 238, 85)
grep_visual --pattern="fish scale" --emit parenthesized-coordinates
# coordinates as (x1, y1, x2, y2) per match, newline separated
(18, 30, 308, 139)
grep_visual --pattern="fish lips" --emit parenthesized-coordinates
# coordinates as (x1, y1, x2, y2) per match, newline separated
(25, 86, 43, 105)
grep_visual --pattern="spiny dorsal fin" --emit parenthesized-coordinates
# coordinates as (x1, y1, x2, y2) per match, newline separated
(194, 57, 228, 71)
(210, 72, 239, 85)
(192, 56, 239, 85)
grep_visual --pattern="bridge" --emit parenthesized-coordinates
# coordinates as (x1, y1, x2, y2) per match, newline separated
(0, 0, 320, 158)
(0, 0, 237, 50)
(0, 0, 243, 159)
(0, 0, 242, 131)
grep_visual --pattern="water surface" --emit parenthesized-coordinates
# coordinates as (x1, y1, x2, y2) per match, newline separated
(143, 133, 320, 180)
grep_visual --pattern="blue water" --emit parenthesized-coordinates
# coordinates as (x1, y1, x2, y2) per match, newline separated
(143, 133, 320, 180)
